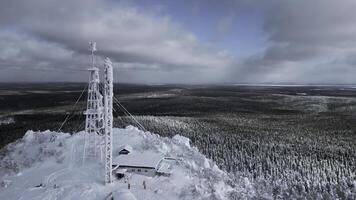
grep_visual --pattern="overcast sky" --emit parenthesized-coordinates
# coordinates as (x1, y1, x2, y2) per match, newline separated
(1, 0, 356, 84)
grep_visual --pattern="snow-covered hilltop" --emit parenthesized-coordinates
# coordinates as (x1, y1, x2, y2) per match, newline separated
(0, 126, 234, 200)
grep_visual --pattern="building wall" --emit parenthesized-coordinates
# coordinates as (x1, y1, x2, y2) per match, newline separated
(114, 166, 156, 177)
(125, 167, 156, 177)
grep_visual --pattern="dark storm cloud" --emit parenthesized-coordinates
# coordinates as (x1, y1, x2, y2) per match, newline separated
(1, 0, 356, 83)
(0, 0, 233, 83)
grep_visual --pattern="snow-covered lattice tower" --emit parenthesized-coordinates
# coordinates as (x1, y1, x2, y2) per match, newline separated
(103, 57, 114, 184)
(83, 42, 105, 162)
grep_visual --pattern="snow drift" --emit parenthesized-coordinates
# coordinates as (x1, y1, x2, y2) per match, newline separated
(0, 126, 234, 200)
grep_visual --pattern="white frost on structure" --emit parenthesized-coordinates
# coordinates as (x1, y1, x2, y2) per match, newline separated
(0, 127, 237, 200)
(83, 42, 105, 162)
(103, 57, 114, 184)
(84, 42, 115, 184)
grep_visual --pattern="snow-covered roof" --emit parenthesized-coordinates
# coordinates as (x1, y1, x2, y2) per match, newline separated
(119, 145, 133, 152)
(114, 168, 127, 174)
(113, 150, 163, 168)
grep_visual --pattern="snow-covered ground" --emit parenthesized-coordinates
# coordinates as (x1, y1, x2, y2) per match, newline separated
(0, 126, 234, 200)
(0, 117, 14, 125)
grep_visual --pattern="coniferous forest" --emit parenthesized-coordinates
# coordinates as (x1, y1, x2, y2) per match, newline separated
(0, 83, 355, 199)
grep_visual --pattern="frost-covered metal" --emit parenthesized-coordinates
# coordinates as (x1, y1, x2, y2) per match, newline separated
(82, 42, 114, 184)
(83, 42, 105, 162)
(103, 57, 114, 184)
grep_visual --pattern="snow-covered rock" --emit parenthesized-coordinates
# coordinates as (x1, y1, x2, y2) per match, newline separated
(0, 126, 235, 200)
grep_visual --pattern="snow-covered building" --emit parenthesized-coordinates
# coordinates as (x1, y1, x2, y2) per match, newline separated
(112, 150, 173, 178)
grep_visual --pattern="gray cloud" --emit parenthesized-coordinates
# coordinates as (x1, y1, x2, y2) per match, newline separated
(229, 0, 356, 84)
(0, 0, 234, 83)
(1, 0, 356, 84)
(216, 12, 235, 40)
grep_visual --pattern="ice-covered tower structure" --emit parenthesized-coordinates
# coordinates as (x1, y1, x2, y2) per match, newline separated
(103, 57, 114, 184)
(82, 42, 115, 184)
(83, 42, 105, 162)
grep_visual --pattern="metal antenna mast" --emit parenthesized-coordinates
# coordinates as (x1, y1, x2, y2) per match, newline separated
(103, 57, 114, 184)
(83, 42, 105, 162)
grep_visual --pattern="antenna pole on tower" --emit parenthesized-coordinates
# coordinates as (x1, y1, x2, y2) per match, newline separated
(90, 41, 96, 66)
(104, 57, 114, 184)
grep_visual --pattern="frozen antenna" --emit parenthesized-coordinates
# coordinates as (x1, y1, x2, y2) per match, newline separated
(83, 42, 105, 163)
(89, 41, 97, 52)
(104, 57, 114, 184)
(89, 42, 97, 68)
